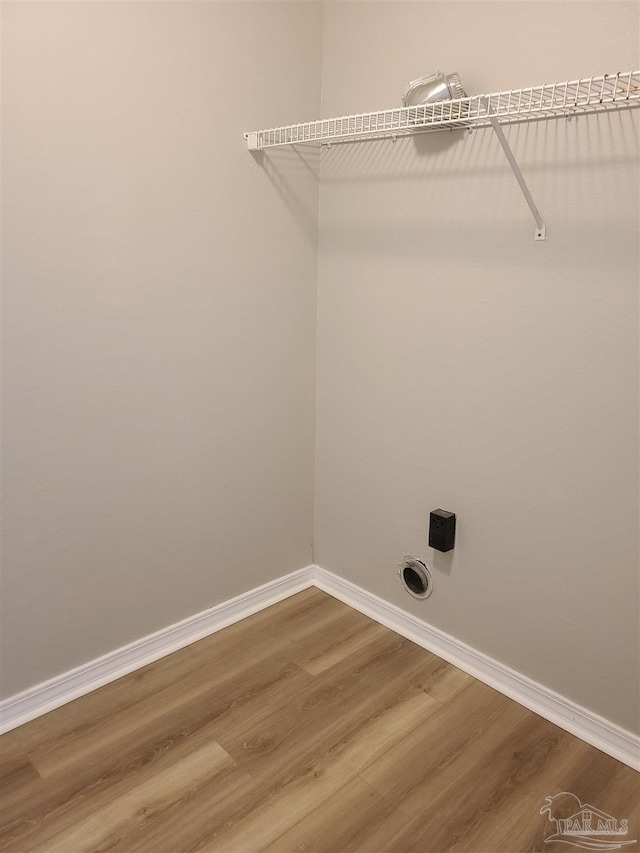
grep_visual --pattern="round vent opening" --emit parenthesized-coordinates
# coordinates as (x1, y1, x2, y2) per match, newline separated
(399, 558, 433, 599)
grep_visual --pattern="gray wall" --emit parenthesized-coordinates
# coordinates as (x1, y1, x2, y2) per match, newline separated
(315, 1, 640, 733)
(1, 1, 321, 697)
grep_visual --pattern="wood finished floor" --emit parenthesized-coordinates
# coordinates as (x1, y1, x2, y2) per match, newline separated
(1, 588, 638, 853)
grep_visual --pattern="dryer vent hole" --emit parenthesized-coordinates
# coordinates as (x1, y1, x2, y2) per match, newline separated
(403, 566, 426, 595)
(400, 558, 432, 599)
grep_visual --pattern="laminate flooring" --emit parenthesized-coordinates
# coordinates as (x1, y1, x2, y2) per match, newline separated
(1, 587, 638, 852)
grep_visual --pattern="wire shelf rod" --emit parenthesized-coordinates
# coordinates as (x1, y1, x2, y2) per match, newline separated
(244, 71, 640, 151)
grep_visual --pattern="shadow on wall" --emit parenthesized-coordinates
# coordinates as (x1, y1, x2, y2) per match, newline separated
(318, 110, 638, 183)
(431, 548, 455, 577)
(252, 109, 636, 261)
(250, 145, 321, 244)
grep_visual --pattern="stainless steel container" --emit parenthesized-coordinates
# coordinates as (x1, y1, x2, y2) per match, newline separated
(402, 71, 466, 106)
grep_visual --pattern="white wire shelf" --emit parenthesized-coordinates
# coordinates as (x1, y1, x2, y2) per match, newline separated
(244, 71, 640, 151)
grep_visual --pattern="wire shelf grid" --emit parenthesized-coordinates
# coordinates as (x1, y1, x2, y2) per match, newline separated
(245, 71, 640, 150)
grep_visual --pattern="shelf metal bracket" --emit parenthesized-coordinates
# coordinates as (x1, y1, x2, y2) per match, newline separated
(486, 109, 546, 241)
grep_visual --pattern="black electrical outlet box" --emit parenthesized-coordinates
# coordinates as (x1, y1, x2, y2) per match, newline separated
(429, 509, 456, 552)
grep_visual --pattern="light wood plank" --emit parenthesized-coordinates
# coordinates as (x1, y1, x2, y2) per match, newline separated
(47, 741, 234, 853)
(263, 777, 411, 853)
(198, 688, 441, 852)
(289, 616, 388, 676)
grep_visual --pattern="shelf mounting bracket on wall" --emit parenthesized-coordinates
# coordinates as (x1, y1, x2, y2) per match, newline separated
(485, 102, 546, 240)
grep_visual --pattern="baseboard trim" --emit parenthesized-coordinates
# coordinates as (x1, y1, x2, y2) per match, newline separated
(0, 565, 314, 735)
(1, 563, 637, 771)
(313, 565, 640, 772)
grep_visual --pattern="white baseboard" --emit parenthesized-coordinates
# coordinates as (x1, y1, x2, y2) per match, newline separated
(1, 562, 637, 772)
(313, 565, 640, 772)
(0, 565, 314, 735)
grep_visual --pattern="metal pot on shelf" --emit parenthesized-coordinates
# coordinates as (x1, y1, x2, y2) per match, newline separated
(401, 71, 466, 106)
